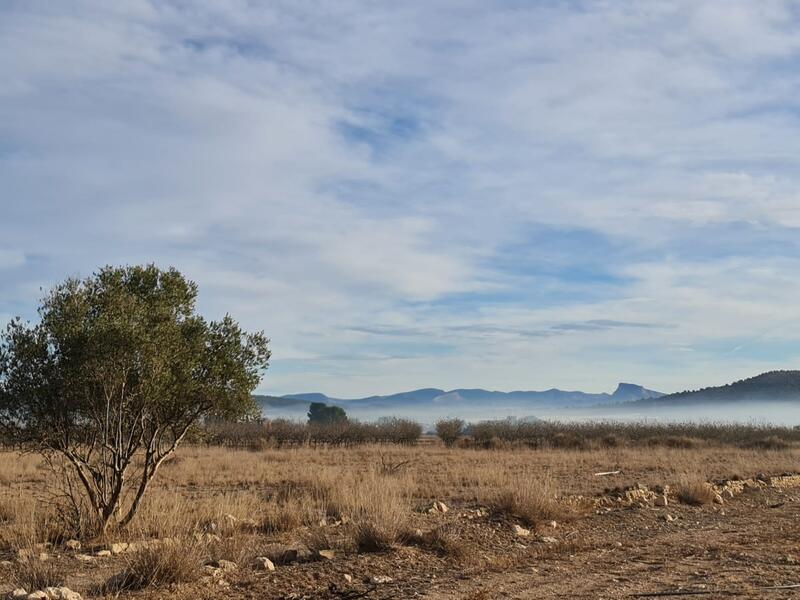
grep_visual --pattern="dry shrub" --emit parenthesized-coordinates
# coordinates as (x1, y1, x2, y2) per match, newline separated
(331, 470, 411, 552)
(749, 436, 790, 451)
(105, 540, 204, 591)
(11, 558, 66, 590)
(406, 524, 467, 559)
(486, 474, 566, 527)
(676, 479, 717, 506)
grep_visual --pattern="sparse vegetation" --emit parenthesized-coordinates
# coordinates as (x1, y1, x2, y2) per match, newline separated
(436, 418, 465, 447)
(11, 557, 66, 591)
(106, 540, 205, 591)
(676, 479, 718, 506)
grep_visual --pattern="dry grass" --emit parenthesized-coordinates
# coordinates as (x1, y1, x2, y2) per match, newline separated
(484, 474, 567, 526)
(10, 558, 66, 590)
(105, 539, 205, 592)
(0, 440, 798, 595)
(406, 523, 468, 558)
(676, 479, 718, 506)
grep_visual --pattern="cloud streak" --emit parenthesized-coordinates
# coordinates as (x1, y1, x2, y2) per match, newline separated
(3, 1, 800, 396)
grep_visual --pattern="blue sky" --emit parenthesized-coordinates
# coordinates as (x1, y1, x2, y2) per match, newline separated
(3, 1, 800, 397)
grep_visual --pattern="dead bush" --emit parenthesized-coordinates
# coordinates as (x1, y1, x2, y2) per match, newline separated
(676, 480, 717, 506)
(333, 471, 411, 553)
(748, 436, 790, 451)
(105, 540, 204, 591)
(486, 475, 566, 527)
(406, 524, 467, 558)
(11, 558, 66, 591)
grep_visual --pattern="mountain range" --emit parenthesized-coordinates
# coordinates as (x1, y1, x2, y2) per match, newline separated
(643, 370, 800, 405)
(255, 382, 664, 421)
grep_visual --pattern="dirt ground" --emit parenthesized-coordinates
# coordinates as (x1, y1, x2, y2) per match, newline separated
(205, 481, 800, 599)
(1, 446, 799, 599)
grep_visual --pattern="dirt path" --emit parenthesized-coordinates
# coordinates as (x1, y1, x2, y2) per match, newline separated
(423, 486, 800, 599)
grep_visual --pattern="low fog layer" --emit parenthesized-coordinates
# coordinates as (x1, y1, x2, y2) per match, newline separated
(260, 400, 800, 428)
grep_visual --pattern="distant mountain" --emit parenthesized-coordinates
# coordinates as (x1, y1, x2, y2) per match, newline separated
(645, 370, 800, 405)
(259, 383, 663, 420)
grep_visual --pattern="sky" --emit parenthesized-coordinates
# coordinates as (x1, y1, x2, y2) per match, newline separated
(3, 1, 800, 398)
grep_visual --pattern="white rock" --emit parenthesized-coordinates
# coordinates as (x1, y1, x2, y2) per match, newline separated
(713, 494, 724, 505)
(109, 542, 129, 555)
(253, 556, 275, 571)
(26, 593, 47, 600)
(317, 549, 335, 560)
(10, 590, 27, 600)
(370, 575, 394, 584)
(95, 550, 111, 557)
(344, 574, 353, 583)
(512, 524, 530, 537)
(64, 540, 81, 551)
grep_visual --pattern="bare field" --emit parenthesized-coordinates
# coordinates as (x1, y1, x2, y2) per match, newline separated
(1, 443, 799, 599)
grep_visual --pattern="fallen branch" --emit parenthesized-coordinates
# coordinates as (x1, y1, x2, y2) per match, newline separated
(595, 470, 622, 477)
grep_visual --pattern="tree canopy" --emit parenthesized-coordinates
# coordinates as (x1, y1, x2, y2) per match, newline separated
(0, 264, 270, 532)
(307, 402, 347, 425)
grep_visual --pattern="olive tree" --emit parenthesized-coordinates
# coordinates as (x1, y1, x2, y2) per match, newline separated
(0, 265, 270, 532)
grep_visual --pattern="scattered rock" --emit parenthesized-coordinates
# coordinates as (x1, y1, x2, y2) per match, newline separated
(74, 554, 93, 563)
(95, 550, 111, 557)
(258, 543, 314, 565)
(206, 559, 237, 573)
(722, 489, 735, 500)
(713, 494, 724, 505)
(344, 574, 353, 583)
(109, 542, 129, 555)
(317, 549, 335, 560)
(369, 575, 394, 584)
(427, 501, 449, 514)
(253, 556, 275, 571)
(26, 593, 47, 600)
(539, 536, 557, 544)
(10, 590, 27, 600)
(43, 588, 81, 600)
(64, 540, 80, 552)
(512, 524, 531, 537)
(547, 520, 558, 529)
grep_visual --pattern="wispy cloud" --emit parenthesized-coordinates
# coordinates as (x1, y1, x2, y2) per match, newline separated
(3, 1, 800, 396)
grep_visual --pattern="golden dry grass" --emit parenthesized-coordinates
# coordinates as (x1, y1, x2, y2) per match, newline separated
(0, 442, 797, 561)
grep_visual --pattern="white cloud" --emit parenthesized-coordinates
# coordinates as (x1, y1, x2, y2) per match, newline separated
(2, 1, 800, 396)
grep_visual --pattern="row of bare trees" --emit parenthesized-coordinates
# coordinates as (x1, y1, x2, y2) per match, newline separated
(200, 417, 423, 448)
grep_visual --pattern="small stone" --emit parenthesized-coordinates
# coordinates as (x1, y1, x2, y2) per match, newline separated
(26, 593, 47, 600)
(369, 575, 394, 584)
(713, 494, 724, 505)
(95, 550, 111, 557)
(722, 489, 734, 500)
(74, 554, 93, 562)
(547, 520, 558, 528)
(109, 542, 129, 555)
(64, 540, 81, 551)
(512, 524, 531, 537)
(539, 536, 557, 544)
(253, 556, 275, 571)
(614, 541, 623, 548)
(344, 574, 353, 583)
(317, 549, 335, 560)
(11, 590, 27, 600)
(664, 514, 675, 522)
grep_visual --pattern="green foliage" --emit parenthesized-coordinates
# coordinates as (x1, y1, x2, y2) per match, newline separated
(307, 401, 347, 425)
(0, 265, 270, 531)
